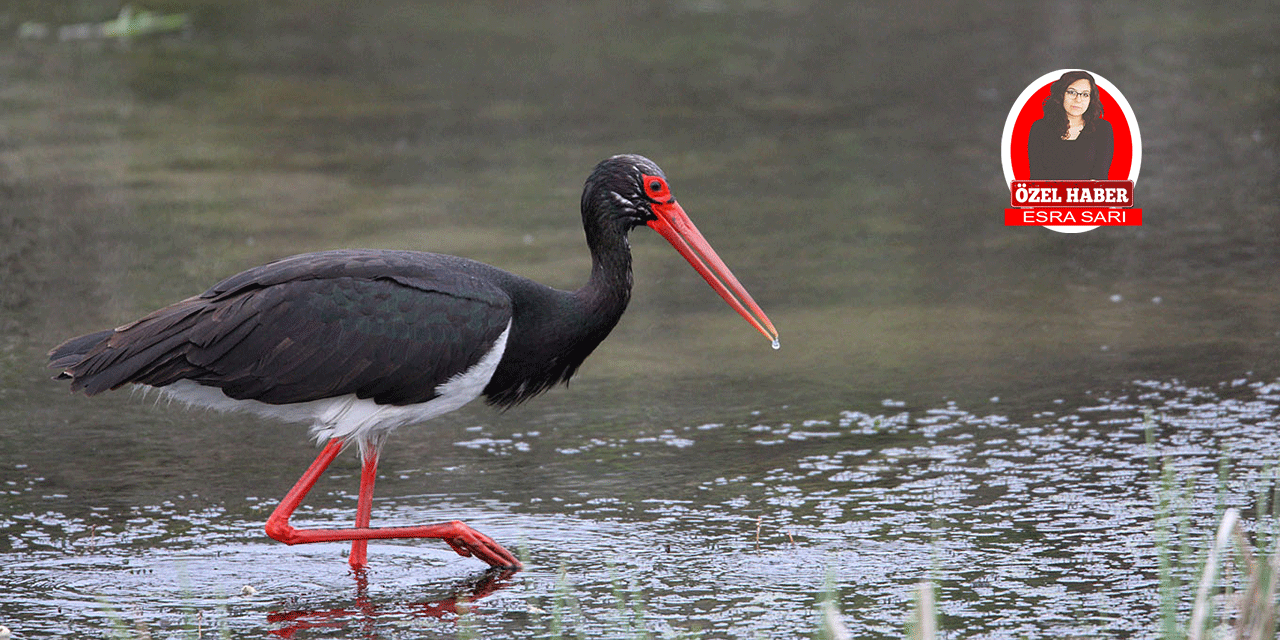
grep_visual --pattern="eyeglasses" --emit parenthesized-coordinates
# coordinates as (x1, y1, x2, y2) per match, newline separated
(1065, 88, 1091, 101)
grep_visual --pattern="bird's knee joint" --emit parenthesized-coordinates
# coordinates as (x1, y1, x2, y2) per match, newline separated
(265, 518, 299, 544)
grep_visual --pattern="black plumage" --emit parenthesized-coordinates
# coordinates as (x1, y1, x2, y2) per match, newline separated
(49, 156, 672, 412)
(48, 247, 630, 409)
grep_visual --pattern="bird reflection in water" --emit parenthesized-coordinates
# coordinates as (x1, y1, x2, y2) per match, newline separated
(266, 567, 517, 638)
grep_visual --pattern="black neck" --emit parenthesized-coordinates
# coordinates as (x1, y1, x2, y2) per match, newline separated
(579, 223, 633, 324)
(481, 194, 635, 408)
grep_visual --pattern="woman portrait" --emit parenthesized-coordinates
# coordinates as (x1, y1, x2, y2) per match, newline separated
(1026, 70, 1114, 180)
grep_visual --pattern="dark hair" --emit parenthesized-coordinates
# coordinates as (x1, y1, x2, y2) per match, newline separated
(1042, 70, 1104, 139)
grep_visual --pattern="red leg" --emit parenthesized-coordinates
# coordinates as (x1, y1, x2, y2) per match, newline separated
(349, 447, 377, 569)
(265, 438, 522, 570)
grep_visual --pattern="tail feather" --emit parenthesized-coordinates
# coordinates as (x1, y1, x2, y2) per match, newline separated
(48, 329, 115, 376)
(48, 299, 211, 396)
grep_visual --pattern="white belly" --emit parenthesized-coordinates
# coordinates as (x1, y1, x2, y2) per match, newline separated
(151, 322, 511, 457)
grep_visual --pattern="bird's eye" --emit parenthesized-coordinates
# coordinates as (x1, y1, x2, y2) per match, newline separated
(641, 174, 670, 201)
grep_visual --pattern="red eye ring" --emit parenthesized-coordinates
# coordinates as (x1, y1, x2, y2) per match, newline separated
(641, 174, 670, 200)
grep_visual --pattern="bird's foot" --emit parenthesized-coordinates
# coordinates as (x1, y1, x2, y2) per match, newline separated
(439, 521, 522, 569)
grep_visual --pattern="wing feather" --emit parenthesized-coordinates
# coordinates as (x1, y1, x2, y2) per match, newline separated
(50, 251, 514, 407)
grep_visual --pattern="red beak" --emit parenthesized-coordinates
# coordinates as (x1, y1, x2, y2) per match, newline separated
(646, 199, 779, 347)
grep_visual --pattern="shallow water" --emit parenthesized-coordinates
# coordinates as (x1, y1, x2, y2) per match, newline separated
(2, 1, 1279, 638)
(8, 381, 1280, 638)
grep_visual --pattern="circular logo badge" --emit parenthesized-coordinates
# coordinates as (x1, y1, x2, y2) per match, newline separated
(1001, 70, 1142, 233)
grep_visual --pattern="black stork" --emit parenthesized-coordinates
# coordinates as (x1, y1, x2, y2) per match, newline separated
(49, 154, 778, 571)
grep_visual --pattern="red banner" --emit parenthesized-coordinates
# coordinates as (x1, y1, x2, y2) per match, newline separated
(1010, 180, 1134, 208)
(1004, 208, 1143, 226)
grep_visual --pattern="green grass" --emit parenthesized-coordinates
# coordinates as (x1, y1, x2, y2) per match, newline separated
(100, 597, 233, 640)
(1146, 436, 1280, 640)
